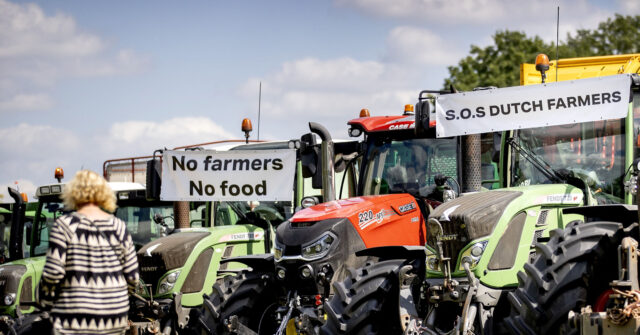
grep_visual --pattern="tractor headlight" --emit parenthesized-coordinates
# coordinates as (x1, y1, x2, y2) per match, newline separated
(157, 270, 181, 295)
(135, 280, 148, 296)
(3, 293, 15, 306)
(425, 247, 440, 272)
(274, 242, 283, 261)
(458, 241, 488, 271)
(301, 232, 336, 261)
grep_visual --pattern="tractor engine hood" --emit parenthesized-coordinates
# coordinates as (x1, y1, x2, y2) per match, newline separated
(292, 194, 419, 224)
(137, 232, 209, 288)
(427, 190, 523, 268)
(283, 193, 425, 248)
(428, 190, 523, 244)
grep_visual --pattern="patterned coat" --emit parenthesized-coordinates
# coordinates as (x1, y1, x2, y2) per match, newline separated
(41, 212, 139, 334)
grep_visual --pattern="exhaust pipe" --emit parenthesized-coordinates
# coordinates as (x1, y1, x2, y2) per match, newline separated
(462, 134, 482, 193)
(309, 122, 336, 202)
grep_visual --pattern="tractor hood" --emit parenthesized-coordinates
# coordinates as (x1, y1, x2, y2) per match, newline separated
(292, 194, 419, 223)
(428, 190, 523, 244)
(427, 184, 584, 275)
(137, 231, 210, 289)
(428, 184, 584, 243)
(0, 256, 45, 317)
(284, 193, 425, 249)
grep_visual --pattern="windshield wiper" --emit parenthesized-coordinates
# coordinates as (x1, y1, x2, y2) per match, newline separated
(506, 138, 565, 183)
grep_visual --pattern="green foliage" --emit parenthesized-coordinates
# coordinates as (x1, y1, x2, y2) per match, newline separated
(563, 14, 640, 57)
(444, 14, 640, 90)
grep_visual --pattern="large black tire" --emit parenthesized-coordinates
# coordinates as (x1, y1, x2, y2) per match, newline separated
(321, 259, 414, 335)
(193, 270, 280, 335)
(505, 220, 632, 335)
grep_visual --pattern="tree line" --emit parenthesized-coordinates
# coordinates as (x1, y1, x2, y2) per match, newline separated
(444, 14, 640, 90)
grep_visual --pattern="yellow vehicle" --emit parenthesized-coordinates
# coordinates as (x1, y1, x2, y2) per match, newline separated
(520, 53, 640, 85)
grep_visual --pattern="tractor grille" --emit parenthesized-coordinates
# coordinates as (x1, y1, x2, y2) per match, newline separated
(0, 265, 26, 297)
(438, 218, 470, 268)
(428, 191, 523, 264)
(138, 254, 167, 289)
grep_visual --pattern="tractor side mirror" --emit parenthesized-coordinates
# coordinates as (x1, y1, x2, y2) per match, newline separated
(300, 133, 323, 189)
(146, 158, 162, 201)
(414, 100, 431, 137)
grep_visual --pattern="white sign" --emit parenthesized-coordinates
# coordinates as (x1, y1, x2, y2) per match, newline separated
(435, 74, 631, 137)
(160, 149, 296, 201)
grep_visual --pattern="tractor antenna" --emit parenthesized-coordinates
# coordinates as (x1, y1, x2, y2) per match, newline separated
(556, 5, 559, 82)
(258, 81, 262, 141)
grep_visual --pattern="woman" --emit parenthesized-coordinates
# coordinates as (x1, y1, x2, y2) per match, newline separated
(40, 170, 139, 334)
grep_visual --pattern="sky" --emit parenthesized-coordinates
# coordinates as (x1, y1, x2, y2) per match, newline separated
(1, 0, 638, 202)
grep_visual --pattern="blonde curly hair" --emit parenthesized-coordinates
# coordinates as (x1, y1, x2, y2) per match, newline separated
(62, 170, 117, 213)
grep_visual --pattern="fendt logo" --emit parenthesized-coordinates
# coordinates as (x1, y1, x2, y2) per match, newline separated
(437, 234, 458, 241)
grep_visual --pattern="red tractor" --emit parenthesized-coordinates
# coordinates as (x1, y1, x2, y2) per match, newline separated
(194, 91, 493, 334)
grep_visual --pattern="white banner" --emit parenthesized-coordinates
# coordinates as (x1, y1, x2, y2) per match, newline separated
(435, 74, 631, 137)
(160, 149, 296, 201)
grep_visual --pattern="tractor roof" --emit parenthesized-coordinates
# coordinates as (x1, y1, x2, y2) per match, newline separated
(348, 115, 415, 133)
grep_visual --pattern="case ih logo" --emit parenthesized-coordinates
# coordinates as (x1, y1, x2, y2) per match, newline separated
(398, 202, 416, 213)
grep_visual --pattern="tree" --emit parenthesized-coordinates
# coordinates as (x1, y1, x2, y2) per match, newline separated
(562, 14, 640, 57)
(444, 15, 640, 90)
(444, 31, 554, 91)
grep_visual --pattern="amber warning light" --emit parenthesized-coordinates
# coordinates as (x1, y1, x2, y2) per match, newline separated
(404, 104, 414, 115)
(54, 167, 64, 183)
(241, 118, 253, 144)
(359, 108, 370, 118)
(535, 53, 550, 84)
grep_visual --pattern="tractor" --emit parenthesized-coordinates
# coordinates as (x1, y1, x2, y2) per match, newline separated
(193, 95, 502, 334)
(128, 124, 359, 334)
(505, 54, 640, 334)
(320, 55, 640, 334)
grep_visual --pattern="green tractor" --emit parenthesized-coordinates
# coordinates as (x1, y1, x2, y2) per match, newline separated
(128, 125, 359, 334)
(320, 70, 640, 334)
(503, 56, 640, 334)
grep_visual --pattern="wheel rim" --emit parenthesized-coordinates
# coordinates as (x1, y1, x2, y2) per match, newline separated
(594, 289, 614, 312)
(257, 302, 280, 335)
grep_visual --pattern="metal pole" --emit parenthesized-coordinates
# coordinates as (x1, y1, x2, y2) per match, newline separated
(258, 81, 262, 141)
(556, 5, 559, 82)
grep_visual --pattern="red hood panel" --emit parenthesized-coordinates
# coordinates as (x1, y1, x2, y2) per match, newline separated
(292, 194, 425, 248)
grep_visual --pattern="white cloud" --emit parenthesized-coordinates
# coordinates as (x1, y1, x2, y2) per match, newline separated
(385, 26, 464, 65)
(618, 0, 640, 14)
(336, 0, 614, 42)
(107, 117, 235, 147)
(238, 57, 431, 139)
(0, 179, 37, 204)
(335, 0, 505, 24)
(0, 117, 237, 199)
(0, 0, 149, 113)
(0, 93, 53, 112)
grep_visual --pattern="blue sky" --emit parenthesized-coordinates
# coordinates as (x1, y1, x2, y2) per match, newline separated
(1, 0, 638, 201)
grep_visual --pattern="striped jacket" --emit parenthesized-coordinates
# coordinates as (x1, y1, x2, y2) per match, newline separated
(41, 212, 139, 334)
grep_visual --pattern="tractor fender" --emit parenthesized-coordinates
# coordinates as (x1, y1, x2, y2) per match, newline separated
(355, 245, 427, 262)
(563, 204, 637, 227)
(220, 254, 275, 273)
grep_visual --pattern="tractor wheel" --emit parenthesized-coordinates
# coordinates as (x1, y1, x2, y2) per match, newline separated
(193, 270, 280, 335)
(505, 220, 632, 335)
(321, 259, 413, 335)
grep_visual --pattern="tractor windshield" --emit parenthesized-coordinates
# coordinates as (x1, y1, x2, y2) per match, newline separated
(214, 201, 289, 226)
(115, 202, 174, 250)
(360, 137, 458, 196)
(512, 119, 626, 203)
(31, 199, 67, 257)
